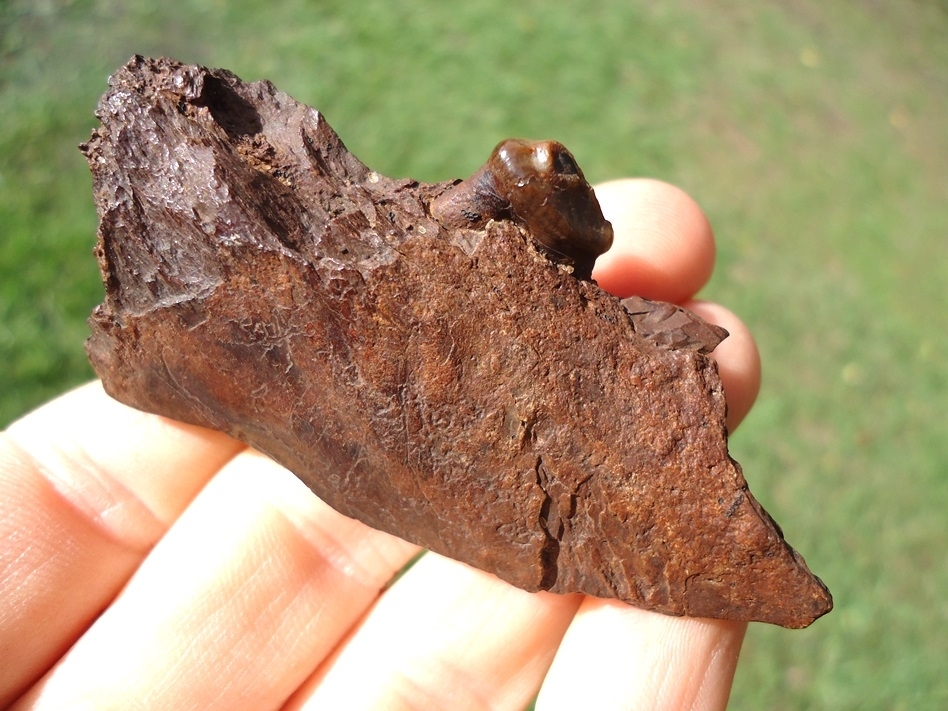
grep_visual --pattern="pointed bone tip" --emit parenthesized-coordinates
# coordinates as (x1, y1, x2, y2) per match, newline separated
(682, 570, 832, 628)
(748, 561, 834, 628)
(789, 574, 834, 628)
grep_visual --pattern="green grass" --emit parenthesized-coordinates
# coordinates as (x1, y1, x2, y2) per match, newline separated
(2, 0, 947, 708)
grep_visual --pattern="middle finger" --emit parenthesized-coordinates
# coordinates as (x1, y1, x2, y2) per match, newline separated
(290, 553, 581, 710)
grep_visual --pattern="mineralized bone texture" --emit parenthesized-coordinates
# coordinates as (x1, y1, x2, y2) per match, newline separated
(83, 56, 832, 628)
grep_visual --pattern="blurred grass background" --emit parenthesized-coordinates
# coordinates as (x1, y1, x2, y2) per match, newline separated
(1, 0, 946, 708)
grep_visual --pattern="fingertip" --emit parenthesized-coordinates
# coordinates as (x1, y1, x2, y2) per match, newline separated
(592, 178, 716, 304)
(686, 301, 762, 432)
(537, 599, 745, 711)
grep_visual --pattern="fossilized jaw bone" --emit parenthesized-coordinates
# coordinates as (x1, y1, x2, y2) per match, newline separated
(83, 56, 831, 628)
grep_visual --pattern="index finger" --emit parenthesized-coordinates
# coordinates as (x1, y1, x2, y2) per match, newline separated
(0, 381, 244, 706)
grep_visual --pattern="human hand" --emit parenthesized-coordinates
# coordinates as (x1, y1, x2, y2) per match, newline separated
(0, 178, 760, 710)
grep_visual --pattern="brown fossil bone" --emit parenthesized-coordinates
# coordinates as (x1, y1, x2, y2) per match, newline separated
(82, 56, 832, 628)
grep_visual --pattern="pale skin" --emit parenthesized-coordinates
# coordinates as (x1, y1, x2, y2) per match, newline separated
(0, 178, 761, 710)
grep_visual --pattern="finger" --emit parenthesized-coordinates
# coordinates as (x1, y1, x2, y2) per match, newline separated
(15, 451, 419, 710)
(536, 599, 745, 711)
(0, 382, 243, 707)
(288, 554, 581, 710)
(592, 178, 716, 304)
(686, 300, 762, 432)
